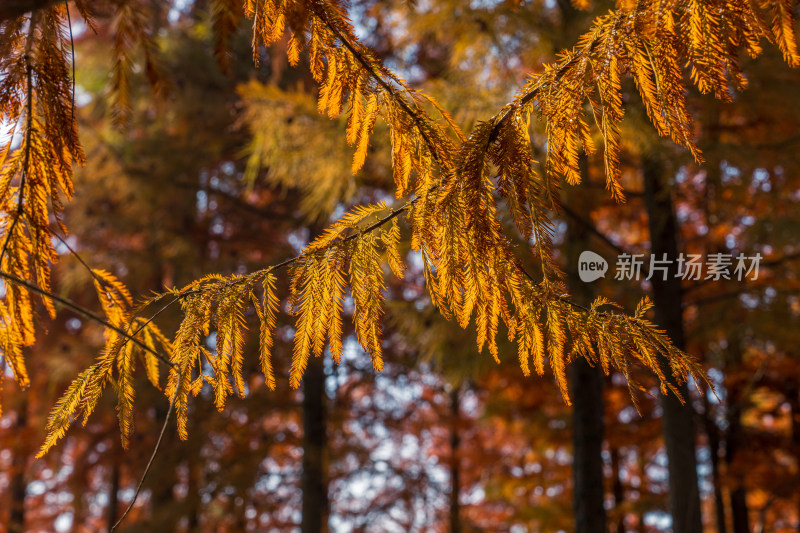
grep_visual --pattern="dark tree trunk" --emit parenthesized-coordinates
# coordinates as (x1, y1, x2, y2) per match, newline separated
(106, 453, 121, 531)
(726, 337, 750, 533)
(610, 447, 626, 533)
(0, 0, 60, 22)
(642, 154, 703, 533)
(730, 486, 750, 533)
(638, 452, 648, 533)
(570, 357, 607, 533)
(186, 456, 201, 532)
(9, 398, 28, 533)
(302, 355, 328, 533)
(146, 404, 180, 531)
(566, 182, 607, 533)
(788, 386, 800, 533)
(449, 387, 461, 533)
(701, 101, 739, 533)
(702, 392, 728, 533)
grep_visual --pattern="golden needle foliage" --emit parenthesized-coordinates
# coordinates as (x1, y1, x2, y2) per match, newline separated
(0, 5, 85, 403)
(0, 0, 797, 453)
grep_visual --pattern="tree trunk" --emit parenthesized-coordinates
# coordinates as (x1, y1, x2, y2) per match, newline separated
(726, 337, 750, 533)
(146, 404, 180, 531)
(106, 452, 121, 531)
(570, 357, 607, 533)
(566, 182, 607, 533)
(788, 386, 800, 533)
(449, 387, 461, 533)
(185, 455, 201, 532)
(642, 154, 703, 533)
(0, 0, 60, 22)
(701, 99, 742, 533)
(703, 393, 728, 533)
(302, 354, 328, 533)
(9, 397, 28, 533)
(610, 447, 626, 533)
(730, 486, 749, 533)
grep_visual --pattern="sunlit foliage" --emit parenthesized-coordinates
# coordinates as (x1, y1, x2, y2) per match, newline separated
(1, 0, 798, 455)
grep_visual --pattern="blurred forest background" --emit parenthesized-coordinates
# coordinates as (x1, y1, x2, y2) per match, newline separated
(2, 0, 800, 532)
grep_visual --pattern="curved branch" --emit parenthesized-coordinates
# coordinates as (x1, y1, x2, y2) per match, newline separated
(309, 1, 458, 170)
(179, 199, 414, 299)
(0, 270, 174, 367)
(487, 45, 597, 145)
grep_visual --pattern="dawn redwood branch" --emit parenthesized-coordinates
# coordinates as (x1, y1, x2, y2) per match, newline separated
(0, 270, 175, 367)
(0, 14, 36, 265)
(172, 191, 629, 331)
(179, 201, 414, 299)
(486, 42, 598, 145)
(309, 2, 456, 169)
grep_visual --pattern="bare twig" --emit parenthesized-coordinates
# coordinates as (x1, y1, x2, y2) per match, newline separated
(179, 199, 416, 299)
(559, 203, 629, 257)
(53, 233, 107, 286)
(109, 371, 183, 532)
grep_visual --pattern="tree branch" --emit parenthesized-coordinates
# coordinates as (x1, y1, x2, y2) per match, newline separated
(309, 2, 456, 170)
(0, 270, 174, 367)
(0, 13, 37, 266)
(559, 203, 629, 257)
(179, 200, 415, 299)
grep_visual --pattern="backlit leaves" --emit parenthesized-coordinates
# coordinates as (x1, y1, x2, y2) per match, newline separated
(255, 274, 279, 390)
(38, 271, 173, 455)
(5, 0, 797, 453)
(0, 6, 84, 415)
(110, 0, 165, 125)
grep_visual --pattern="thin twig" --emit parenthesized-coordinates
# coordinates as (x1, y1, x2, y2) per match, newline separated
(125, 294, 183, 348)
(559, 203, 629, 257)
(54, 227, 182, 370)
(109, 371, 183, 532)
(53, 232, 107, 286)
(52, 232, 181, 370)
